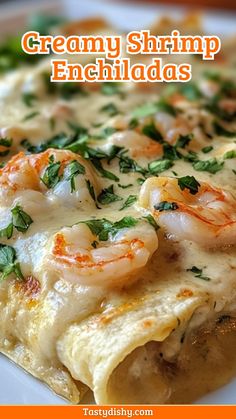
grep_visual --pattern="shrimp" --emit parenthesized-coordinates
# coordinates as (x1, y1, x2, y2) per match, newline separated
(198, 79, 220, 99)
(138, 176, 236, 247)
(100, 130, 162, 158)
(0, 149, 99, 208)
(45, 222, 158, 287)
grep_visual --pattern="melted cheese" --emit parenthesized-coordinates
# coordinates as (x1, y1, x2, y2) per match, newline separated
(0, 21, 236, 404)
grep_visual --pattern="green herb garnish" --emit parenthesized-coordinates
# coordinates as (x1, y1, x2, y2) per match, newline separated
(178, 175, 200, 195)
(118, 183, 133, 189)
(175, 134, 193, 149)
(100, 102, 119, 117)
(142, 122, 163, 143)
(85, 179, 98, 206)
(119, 154, 146, 175)
(193, 158, 224, 174)
(154, 201, 179, 211)
(187, 266, 210, 281)
(64, 160, 86, 192)
(22, 92, 37, 107)
(142, 214, 159, 231)
(0, 244, 24, 281)
(22, 111, 40, 121)
(0, 205, 33, 239)
(91, 158, 119, 181)
(79, 216, 138, 241)
(0, 138, 12, 156)
(97, 184, 122, 205)
(202, 146, 213, 154)
(41, 155, 61, 188)
(119, 195, 137, 211)
(11, 205, 33, 233)
(128, 118, 138, 129)
(132, 99, 176, 118)
(148, 159, 173, 175)
(223, 150, 236, 160)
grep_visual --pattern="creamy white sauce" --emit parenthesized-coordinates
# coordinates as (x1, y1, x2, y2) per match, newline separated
(0, 29, 235, 404)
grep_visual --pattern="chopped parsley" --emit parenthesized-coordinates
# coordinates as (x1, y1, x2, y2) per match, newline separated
(106, 145, 124, 163)
(91, 158, 119, 182)
(132, 99, 176, 118)
(118, 183, 133, 189)
(193, 158, 224, 174)
(22, 111, 40, 121)
(85, 179, 98, 207)
(21, 131, 87, 154)
(183, 150, 198, 163)
(40, 155, 61, 188)
(142, 122, 163, 143)
(223, 150, 236, 160)
(148, 159, 173, 175)
(202, 145, 213, 154)
(59, 82, 87, 100)
(99, 126, 118, 138)
(22, 92, 38, 107)
(0, 205, 33, 239)
(128, 118, 139, 129)
(64, 160, 86, 192)
(0, 244, 24, 281)
(136, 178, 145, 185)
(163, 143, 181, 160)
(155, 99, 177, 116)
(142, 214, 159, 231)
(11, 205, 33, 233)
(97, 184, 122, 205)
(154, 201, 179, 211)
(0, 223, 13, 240)
(178, 176, 200, 195)
(0, 138, 12, 157)
(100, 102, 119, 117)
(79, 216, 138, 241)
(119, 195, 137, 211)
(187, 266, 211, 281)
(175, 134, 193, 149)
(119, 154, 146, 175)
(132, 102, 158, 119)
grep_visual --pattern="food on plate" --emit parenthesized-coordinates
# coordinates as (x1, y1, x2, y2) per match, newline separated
(0, 15, 236, 404)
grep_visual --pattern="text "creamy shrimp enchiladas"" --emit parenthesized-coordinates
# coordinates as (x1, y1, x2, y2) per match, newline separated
(0, 15, 236, 404)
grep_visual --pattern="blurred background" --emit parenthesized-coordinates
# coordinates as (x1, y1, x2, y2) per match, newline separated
(0, 0, 235, 37)
(0, 0, 235, 10)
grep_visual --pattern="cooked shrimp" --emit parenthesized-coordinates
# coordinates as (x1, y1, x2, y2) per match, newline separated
(49, 102, 74, 120)
(100, 130, 162, 158)
(138, 176, 236, 247)
(45, 222, 158, 287)
(154, 108, 214, 146)
(0, 149, 99, 208)
(199, 79, 220, 98)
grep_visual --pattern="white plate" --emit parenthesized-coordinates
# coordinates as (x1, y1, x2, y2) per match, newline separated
(0, 0, 236, 405)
